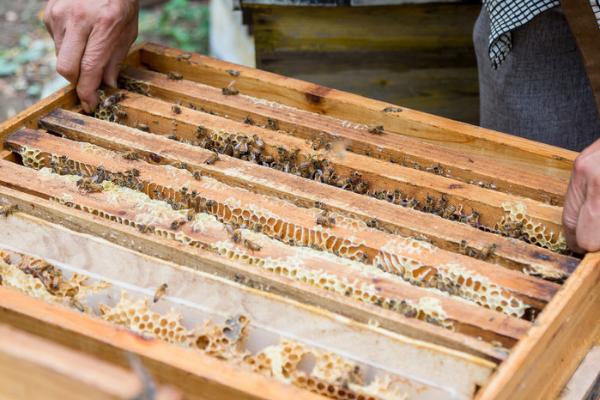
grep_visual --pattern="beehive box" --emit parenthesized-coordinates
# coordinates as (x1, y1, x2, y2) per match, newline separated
(237, 1, 481, 123)
(0, 43, 598, 400)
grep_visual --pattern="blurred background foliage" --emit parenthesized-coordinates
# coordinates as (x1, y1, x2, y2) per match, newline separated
(139, 0, 210, 53)
(0, 0, 210, 120)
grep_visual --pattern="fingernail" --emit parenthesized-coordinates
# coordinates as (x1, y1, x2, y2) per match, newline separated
(107, 77, 117, 88)
(81, 101, 91, 113)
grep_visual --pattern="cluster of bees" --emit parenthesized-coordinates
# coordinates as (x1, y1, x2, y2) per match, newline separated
(117, 77, 150, 96)
(316, 210, 336, 228)
(169, 127, 496, 236)
(49, 154, 144, 196)
(94, 91, 128, 123)
(86, 86, 544, 255)
(491, 221, 528, 242)
(458, 240, 497, 261)
(9, 255, 85, 311)
(371, 189, 482, 228)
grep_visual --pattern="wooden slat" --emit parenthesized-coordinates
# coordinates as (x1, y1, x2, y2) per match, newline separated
(0, 324, 182, 400)
(119, 66, 568, 207)
(109, 85, 564, 237)
(0, 185, 509, 362)
(6, 128, 560, 312)
(39, 108, 579, 281)
(0, 287, 325, 400)
(0, 158, 530, 346)
(559, 346, 600, 400)
(136, 42, 577, 181)
(0, 86, 77, 142)
(476, 252, 600, 400)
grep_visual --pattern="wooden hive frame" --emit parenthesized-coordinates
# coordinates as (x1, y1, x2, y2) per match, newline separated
(0, 43, 598, 400)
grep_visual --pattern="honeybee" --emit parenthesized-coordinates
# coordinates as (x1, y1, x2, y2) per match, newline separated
(205, 200, 217, 211)
(243, 239, 262, 252)
(170, 219, 186, 230)
(222, 84, 239, 96)
(251, 135, 264, 150)
(368, 125, 384, 135)
(353, 181, 369, 194)
(137, 224, 155, 234)
(70, 298, 85, 312)
(383, 106, 402, 113)
(116, 109, 128, 120)
(243, 116, 255, 125)
(76, 178, 103, 194)
(149, 152, 162, 163)
(261, 155, 274, 164)
(153, 283, 168, 303)
(266, 118, 279, 130)
(441, 204, 457, 219)
(204, 151, 219, 165)
(226, 69, 240, 77)
(316, 211, 335, 228)
(196, 125, 208, 138)
(366, 218, 379, 229)
(0, 204, 18, 218)
(478, 244, 497, 261)
(225, 224, 242, 243)
(122, 150, 140, 161)
(102, 92, 125, 108)
(167, 71, 183, 80)
(193, 171, 202, 180)
(133, 123, 150, 133)
(171, 104, 182, 114)
(128, 168, 140, 177)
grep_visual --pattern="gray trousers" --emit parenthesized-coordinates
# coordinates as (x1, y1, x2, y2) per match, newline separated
(473, 8, 600, 152)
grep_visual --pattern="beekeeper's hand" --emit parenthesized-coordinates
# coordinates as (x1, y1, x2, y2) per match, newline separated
(44, 0, 139, 112)
(563, 137, 600, 253)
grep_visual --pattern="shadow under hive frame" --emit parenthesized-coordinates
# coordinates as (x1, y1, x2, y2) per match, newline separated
(0, 42, 597, 400)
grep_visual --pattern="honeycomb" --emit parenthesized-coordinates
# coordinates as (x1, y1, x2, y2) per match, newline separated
(101, 292, 407, 400)
(0, 249, 110, 311)
(1, 249, 407, 399)
(214, 230, 453, 329)
(249, 339, 407, 400)
(374, 237, 529, 317)
(16, 131, 564, 266)
(160, 119, 569, 258)
(13, 146, 531, 317)
(496, 202, 567, 254)
(12, 158, 456, 329)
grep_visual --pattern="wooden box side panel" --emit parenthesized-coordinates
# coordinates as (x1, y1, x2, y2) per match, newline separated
(0, 324, 182, 400)
(477, 252, 600, 400)
(0, 286, 325, 400)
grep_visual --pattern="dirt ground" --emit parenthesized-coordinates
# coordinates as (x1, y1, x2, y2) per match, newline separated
(0, 0, 58, 121)
(0, 0, 209, 121)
